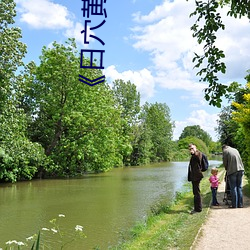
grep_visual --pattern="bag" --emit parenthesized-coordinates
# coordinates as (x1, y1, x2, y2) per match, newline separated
(200, 153, 209, 172)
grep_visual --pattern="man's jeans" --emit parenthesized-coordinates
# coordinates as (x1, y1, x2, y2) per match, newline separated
(228, 170, 244, 208)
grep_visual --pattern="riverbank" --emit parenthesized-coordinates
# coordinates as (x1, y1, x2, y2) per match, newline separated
(112, 169, 250, 250)
(111, 170, 220, 249)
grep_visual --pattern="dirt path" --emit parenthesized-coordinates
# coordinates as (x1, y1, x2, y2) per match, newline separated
(192, 174, 250, 250)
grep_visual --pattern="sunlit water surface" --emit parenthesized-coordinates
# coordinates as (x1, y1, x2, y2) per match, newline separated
(0, 160, 221, 249)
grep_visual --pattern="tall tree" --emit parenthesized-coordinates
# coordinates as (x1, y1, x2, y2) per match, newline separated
(112, 79, 140, 123)
(0, 0, 27, 109)
(190, 0, 250, 107)
(140, 102, 174, 162)
(178, 136, 209, 156)
(24, 39, 125, 175)
(0, 0, 46, 182)
(112, 79, 140, 165)
(230, 74, 250, 176)
(216, 72, 250, 149)
(179, 125, 212, 146)
(216, 106, 240, 147)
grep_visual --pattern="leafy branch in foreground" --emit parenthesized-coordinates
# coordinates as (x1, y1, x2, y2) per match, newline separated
(189, 0, 250, 107)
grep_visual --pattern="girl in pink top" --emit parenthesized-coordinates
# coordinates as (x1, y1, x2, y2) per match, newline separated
(209, 168, 220, 206)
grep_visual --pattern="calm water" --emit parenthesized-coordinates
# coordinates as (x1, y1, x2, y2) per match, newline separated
(0, 160, 221, 249)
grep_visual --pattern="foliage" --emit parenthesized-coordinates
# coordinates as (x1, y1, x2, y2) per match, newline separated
(129, 122, 153, 166)
(209, 141, 222, 154)
(0, 0, 27, 109)
(139, 102, 174, 162)
(112, 79, 140, 123)
(231, 82, 250, 176)
(179, 125, 212, 146)
(215, 72, 250, 176)
(189, 0, 250, 107)
(216, 106, 240, 147)
(23, 39, 126, 175)
(112, 79, 140, 165)
(178, 136, 209, 156)
(0, 0, 48, 182)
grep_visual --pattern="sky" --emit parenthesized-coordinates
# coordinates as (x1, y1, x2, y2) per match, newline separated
(14, 0, 250, 141)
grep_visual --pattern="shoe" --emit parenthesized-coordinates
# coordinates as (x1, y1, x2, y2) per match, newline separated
(212, 203, 220, 206)
(190, 209, 201, 214)
(228, 205, 236, 208)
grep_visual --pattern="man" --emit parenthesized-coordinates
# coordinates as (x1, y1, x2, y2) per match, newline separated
(188, 143, 204, 214)
(222, 144, 244, 208)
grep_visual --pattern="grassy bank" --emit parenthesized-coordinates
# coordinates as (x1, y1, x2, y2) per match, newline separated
(111, 169, 225, 250)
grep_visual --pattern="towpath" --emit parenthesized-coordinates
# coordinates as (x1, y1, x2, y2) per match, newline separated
(192, 173, 250, 250)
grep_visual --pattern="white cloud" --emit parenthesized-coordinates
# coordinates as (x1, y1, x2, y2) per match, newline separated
(64, 22, 95, 48)
(173, 110, 219, 141)
(132, 1, 176, 23)
(16, 0, 73, 29)
(214, 7, 250, 81)
(104, 65, 155, 103)
(16, 0, 96, 49)
(130, 0, 203, 95)
(130, 0, 250, 94)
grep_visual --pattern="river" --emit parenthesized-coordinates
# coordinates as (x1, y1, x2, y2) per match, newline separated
(0, 160, 221, 249)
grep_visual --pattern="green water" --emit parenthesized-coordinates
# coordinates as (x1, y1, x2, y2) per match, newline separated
(0, 160, 221, 249)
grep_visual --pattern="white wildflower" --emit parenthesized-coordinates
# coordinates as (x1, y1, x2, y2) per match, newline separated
(51, 228, 58, 233)
(6, 240, 17, 245)
(17, 241, 25, 246)
(26, 236, 34, 241)
(75, 225, 83, 232)
(42, 227, 50, 231)
(58, 214, 65, 217)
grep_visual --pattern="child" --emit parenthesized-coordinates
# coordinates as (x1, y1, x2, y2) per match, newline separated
(209, 168, 220, 206)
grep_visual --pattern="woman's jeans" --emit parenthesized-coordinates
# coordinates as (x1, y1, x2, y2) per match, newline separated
(211, 187, 218, 205)
(228, 170, 244, 208)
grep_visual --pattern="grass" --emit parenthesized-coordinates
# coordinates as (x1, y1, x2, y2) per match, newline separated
(111, 169, 225, 250)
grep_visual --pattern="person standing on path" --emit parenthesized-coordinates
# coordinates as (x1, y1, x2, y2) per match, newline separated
(222, 144, 244, 208)
(188, 143, 204, 214)
(209, 168, 220, 206)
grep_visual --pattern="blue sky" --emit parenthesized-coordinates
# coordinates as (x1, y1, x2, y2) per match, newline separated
(14, 0, 250, 141)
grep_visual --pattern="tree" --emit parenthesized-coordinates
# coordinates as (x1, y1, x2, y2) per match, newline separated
(140, 102, 174, 162)
(179, 125, 212, 146)
(231, 78, 250, 176)
(24, 39, 125, 175)
(216, 106, 240, 147)
(216, 72, 250, 149)
(0, 0, 27, 109)
(0, 0, 47, 182)
(178, 136, 209, 156)
(112, 79, 140, 124)
(112, 79, 140, 165)
(190, 0, 250, 107)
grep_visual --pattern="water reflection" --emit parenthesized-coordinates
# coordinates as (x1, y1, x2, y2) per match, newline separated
(0, 160, 221, 249)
